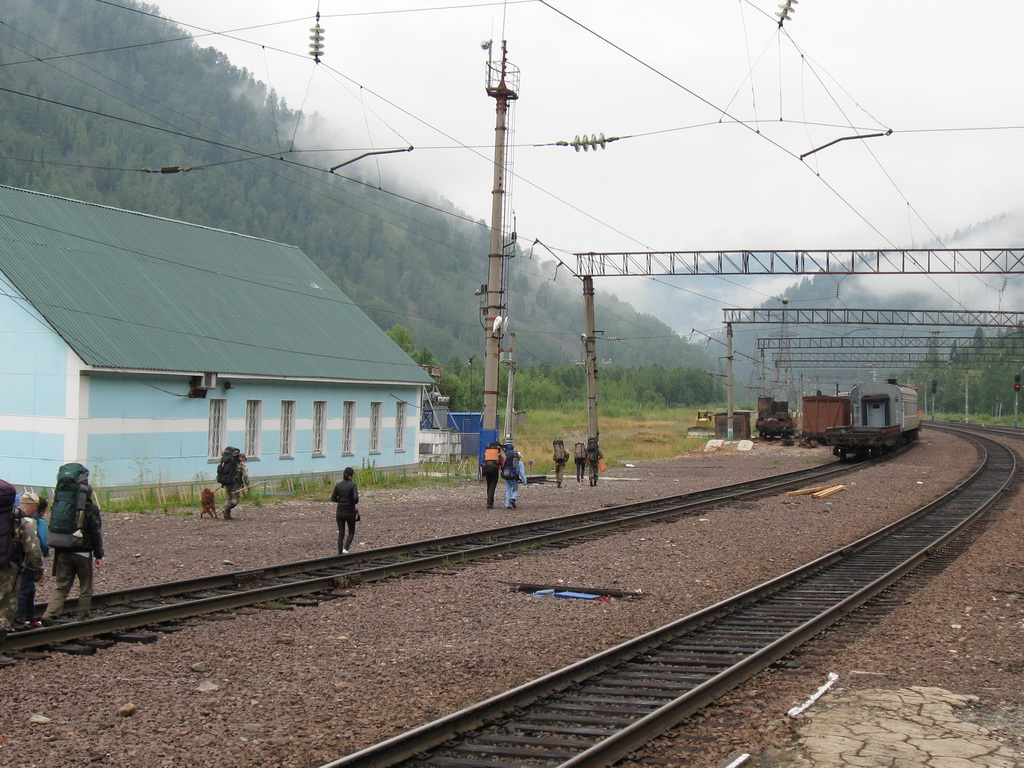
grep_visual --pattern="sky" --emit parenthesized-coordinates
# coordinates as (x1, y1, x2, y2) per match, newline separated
(141, 0, 1024, 339)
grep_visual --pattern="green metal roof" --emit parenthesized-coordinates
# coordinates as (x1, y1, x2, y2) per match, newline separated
(0, 185, 431, 385)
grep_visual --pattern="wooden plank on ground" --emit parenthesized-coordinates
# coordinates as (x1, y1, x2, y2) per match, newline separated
(811, 484, 847, 499)
(786, 485, 833, 496)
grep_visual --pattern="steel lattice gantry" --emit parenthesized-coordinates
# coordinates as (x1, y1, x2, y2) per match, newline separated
(574, 249, 1024, 277)
(774, 352, 1023, 367)
(756, 335, 1024, 350)
(724, 308, 1024, 327)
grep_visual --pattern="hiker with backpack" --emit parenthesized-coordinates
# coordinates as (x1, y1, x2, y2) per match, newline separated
(1, 479, 44, 665)
(481, 441, 504, 509)
(552, 439, 570, 488)
(14, 493, 48, 628)
(573, 442, 587, 484)
(501, 449, 527, 509)
(586, 438, 604, 487)
(216, 447, 246, 520)
(41, 464, 104, 624)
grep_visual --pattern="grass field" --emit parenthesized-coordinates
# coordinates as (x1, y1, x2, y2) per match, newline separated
(507, 407, 714, 473)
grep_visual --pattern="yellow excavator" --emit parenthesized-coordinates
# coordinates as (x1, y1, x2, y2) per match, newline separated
(687, 409, 714, 438)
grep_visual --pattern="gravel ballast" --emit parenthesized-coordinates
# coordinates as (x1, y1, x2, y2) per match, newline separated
(2, 428, 1021, 768)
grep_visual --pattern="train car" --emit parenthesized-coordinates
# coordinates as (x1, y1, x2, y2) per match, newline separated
(822, 380, 919, 459)
(801, 395, 852, 442)
(755, 396, 795, 440)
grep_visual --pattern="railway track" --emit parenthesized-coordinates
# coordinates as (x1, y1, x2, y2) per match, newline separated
(7, 451, 875, 656)
(311, 425, 1014, 768)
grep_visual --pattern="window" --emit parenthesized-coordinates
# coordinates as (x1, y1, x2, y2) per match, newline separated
(280, 400, 296, 459)
(394, 401, 407, 452)
(369, 401, 382, 453)
(342, 401, 355, 455)
(208, 399, 227, 459)
(245, 400, 262, 459)
(312, 400, 327, 458)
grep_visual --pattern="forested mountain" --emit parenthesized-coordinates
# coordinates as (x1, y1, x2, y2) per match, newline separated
(0, 0, 719, 378)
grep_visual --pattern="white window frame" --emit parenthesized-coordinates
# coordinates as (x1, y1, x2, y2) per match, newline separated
(342, 400, 355, 455)
(369, 401, 382, 453)
(208, 399, 227, 460)
(312, 400, 327, 458)
(394, 401, 407, 452)
(245, 399, 262, 460)
(280, 400, 296, 459)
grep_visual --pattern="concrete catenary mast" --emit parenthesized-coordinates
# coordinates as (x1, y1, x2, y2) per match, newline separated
(480, 41, 519, 450)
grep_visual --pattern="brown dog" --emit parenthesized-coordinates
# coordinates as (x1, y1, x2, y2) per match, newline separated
(200, 488, 217, 518)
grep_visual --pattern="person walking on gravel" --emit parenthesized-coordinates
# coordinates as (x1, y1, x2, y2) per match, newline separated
(502, 449, 527, 509)
(331, 467, 360, 554)
(1, 480, 44, 666)
(586, 438, 604, 487)
(552, 439, 569, 488)
(41, 483, 103, 624)
(15, 493, 48, 627)
(481, 441, 504, 509)
(573, 442, 587, 484)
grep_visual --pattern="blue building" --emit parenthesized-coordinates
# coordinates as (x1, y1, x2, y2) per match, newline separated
(0, 185, 432, 489)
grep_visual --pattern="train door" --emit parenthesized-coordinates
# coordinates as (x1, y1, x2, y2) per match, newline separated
(862, 396, 890, 427)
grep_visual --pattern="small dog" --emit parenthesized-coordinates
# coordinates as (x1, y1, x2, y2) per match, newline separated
(200, 488, 217, 519)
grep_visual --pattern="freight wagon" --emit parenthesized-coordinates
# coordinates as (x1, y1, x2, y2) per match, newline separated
(801, 395, 852, 442)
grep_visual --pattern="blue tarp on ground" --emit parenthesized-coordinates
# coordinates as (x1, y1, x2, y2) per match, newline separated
(530, 589, 601, 600)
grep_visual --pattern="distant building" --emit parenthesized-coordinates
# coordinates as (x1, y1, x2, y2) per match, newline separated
(0, 184, 432, 489)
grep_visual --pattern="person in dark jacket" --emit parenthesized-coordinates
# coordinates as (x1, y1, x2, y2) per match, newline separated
(481, 441, 504, 509)
(41, 484, 103, 623)
(330, 467, 359, 554)
(573, 442, 587, 484)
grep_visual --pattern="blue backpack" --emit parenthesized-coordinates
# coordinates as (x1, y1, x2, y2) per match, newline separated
(501, 454, 520, 480)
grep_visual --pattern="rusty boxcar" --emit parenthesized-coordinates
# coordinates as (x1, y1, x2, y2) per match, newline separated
(801, 395, 852, 441)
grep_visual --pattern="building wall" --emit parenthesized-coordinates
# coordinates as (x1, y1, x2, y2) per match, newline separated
(3, 270, 423, 490)
(0, 277, 81, 486)
(85, 373, 421, 487)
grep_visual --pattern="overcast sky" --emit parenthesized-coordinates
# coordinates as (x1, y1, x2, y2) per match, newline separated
(149, 0, 1024, 336)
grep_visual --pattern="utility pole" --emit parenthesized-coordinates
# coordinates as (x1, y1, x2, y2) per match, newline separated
(963, 367, 970, 423)
(480, 41, 519, 450)
(583, 276, 600, 447)
(501, 334, 517, 445)
(726, 322, 734, 439)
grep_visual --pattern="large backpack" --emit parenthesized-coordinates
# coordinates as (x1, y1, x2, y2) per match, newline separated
(0, 479, 16, 567)
(553, 440, 569, 462)
(48, 463, 91, 550)
(574, 442, 587, 460)
(216, 447, 241, 486)
(501, 454, 520, 480)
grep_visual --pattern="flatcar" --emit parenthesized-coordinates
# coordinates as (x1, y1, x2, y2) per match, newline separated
(822, 379, 919, 460)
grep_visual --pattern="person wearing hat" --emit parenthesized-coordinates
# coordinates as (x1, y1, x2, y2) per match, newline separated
(15, 492, 48, 627)
(1, 479, 43, 665)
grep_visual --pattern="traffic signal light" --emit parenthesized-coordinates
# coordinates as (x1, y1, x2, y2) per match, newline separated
(1015, 374, 1021, 392)
(931, 379, 937, 394)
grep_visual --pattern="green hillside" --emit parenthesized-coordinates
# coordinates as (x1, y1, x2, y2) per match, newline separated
(0, 0, 720, 387)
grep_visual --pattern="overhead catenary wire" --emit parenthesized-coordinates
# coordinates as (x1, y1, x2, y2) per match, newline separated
(8, 0, 1013, 343)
